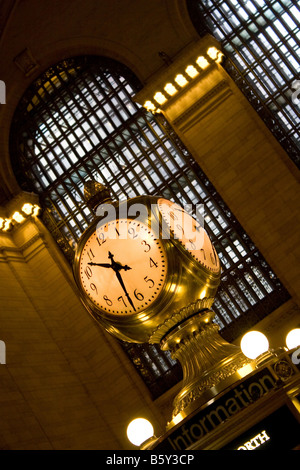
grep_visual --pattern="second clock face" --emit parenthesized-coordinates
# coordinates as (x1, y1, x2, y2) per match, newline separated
(78, 219, 167, 316)
(158, 198, 220, 273)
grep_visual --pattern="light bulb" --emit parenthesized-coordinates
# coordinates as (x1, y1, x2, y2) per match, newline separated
(240, 331, 269, 360)
(22, 203, 34, 215)
(207, 47, 219, 60)
(127, 418, 154, 447)
(286, 328, 300, 349)
(144, 101, 156, 112)
(153, 92, 167, 105)
(164, 83, 177, 96)
(196, 56, 209, 69)
(12, 211, 25, 223)
(185, 65, 199, 78)
(174, 74, 188, 87)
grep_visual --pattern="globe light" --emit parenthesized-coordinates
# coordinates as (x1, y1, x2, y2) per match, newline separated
(286, 328, 300, 350)
(240, 331, 269, 360)
(127, 418, 154, 447)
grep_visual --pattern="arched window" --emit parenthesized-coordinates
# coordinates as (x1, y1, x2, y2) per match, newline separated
(187, 0, 300, 168)
(9, 55, 290, 398)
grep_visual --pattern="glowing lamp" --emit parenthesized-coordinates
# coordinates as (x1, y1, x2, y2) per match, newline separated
(240, 331, 269, 360)
(3, 219, 11, 231)
(32, 204, 41, 216)
(144, 100, 156, 113)
(12, 211, 25, 223)
(164, 83, 177, 96)
(153, 92, 167, 105)
(216, 51, 224, 63)
(185, 65, 199, 78)
(196, 56, 209, 69)
(174, 74, 188, 87)
(207, 46, 219, 60)
(286, 328, 300, 349)
(127, 418, 154, 447)
(22, 203, 34, 215)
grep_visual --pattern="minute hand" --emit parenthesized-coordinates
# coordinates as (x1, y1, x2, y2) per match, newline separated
(115, 270, 136, 312)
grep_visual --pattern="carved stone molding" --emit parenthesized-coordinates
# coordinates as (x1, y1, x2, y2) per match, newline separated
(172, 79, 231, 133)
(13, 48, 39, 77)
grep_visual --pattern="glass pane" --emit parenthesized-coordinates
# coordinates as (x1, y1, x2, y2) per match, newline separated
(188, 0, 300, 168)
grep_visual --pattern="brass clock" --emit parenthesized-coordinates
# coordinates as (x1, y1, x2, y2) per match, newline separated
(73, 183, 221, 343)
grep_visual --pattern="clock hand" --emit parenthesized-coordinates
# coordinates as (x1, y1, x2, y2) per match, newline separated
(115, 270, 136, 312)
(108, 251, 136, 311)
(88, 256, 132, 271)
(88, 262, 112, 268)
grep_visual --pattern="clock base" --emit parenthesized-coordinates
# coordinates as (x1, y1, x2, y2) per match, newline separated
(160, 309, 251, 423)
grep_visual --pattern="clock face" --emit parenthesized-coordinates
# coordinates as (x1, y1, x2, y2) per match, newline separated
(78, 219, 167, 316)
(158, 198, 220, 273)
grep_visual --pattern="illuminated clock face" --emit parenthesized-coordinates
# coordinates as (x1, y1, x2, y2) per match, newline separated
(158, 198, 220, 273)
(78, 219, 167, 315)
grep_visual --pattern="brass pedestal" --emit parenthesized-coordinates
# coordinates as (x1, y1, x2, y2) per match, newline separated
(160, 309, 250, 424)
(144, 347, 300, 451)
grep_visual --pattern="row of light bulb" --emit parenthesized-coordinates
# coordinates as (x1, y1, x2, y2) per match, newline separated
(143, 46, 224, 113)
(0, 203, 41, 232)
(127, 328, 300, 447)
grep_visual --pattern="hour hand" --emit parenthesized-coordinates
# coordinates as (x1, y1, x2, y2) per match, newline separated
(88, 262, 112, 268)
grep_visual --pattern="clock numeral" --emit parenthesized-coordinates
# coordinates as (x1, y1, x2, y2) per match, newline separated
(118, 296, 127, 308)
(84, 265, 93, 279)
(141, 240, 151, 252)
(174, 206, 185, 213)
(210, 246, 218, 265)
(144, 276, 154, 288)
(149, 257, 158, 268)
(188, 239, 196, 250)
(90, 283, 98, 294)
(169, 211, 178, 221)
(96, 232, 106, 246)
(176, 224, 184, 235)
(87, 248, 95, 261)
(103, 295, 113, 306)
(128, 227, 138, 239)
(134, 289, 144, 301)
(200, 248, 206, 260)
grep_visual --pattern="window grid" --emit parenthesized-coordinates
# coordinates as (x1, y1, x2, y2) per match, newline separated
(10, 56, 290, 398)
(188, 0, 300, 168)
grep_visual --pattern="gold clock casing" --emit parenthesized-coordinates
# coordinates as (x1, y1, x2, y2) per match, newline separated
(73, 195, 221, 344)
